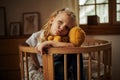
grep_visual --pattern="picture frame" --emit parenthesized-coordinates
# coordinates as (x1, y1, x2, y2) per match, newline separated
(23, 12, 40, 35)
(10, 22, 21, 36)
(0, 7, 6, 36)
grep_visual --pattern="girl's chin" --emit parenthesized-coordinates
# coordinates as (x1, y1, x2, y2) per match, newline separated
(51, 33, 59, 36)
(55, 32, 60, 36)
(54, 34, 60, 36)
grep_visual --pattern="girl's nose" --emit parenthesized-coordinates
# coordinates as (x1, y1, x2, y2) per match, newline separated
(59, 25, 65, 31)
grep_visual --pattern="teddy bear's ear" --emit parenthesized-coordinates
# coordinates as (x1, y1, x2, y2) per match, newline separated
(69, 26, 86, 47)
(48, 36, 54, 41)
(53, 36, 62, 42)
(48, 36, 62, 42)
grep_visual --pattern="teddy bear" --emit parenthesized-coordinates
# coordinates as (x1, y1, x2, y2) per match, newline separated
(47, 26, 86, 47)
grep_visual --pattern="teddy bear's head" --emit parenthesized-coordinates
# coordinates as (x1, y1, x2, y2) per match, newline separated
(69, 26, 85, 47)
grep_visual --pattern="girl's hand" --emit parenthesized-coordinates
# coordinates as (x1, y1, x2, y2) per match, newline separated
(38, 66, 43, 72)
(35, 41, 52, 54)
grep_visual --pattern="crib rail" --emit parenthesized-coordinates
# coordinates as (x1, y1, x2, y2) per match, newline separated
(19, 38, 112, 80)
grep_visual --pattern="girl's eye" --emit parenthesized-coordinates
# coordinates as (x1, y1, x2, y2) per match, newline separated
(65, 26, 70, 30)
(58, 20, 63, 25)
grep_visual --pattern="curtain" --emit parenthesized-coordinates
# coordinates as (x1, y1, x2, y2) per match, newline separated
(62, 0, 79, 26)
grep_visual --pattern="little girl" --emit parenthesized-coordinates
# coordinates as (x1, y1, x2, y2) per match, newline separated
(26, 8, 83, 80)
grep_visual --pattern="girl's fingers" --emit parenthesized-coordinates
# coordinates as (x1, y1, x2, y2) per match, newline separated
(35, 46, 42, 54)
(35, 41, 52, 54)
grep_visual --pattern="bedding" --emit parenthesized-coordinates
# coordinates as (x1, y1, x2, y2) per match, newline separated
(24, 57, 44, 80)
(83, 60, 104, 79)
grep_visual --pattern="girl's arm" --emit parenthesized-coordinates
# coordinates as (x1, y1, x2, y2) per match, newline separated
(30, 54, 40, 68)
(30, 54, 43, 72)
(35, 41, 74, 54)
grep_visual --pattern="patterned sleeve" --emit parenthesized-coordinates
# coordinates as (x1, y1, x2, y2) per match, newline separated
(25, 31, 42, 47)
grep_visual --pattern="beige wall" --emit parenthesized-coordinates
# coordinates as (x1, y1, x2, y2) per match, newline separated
(0, 0, 64, 32)
(0, 0, 120, 80)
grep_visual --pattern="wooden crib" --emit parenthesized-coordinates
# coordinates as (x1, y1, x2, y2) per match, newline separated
(19, 38, 112, 80)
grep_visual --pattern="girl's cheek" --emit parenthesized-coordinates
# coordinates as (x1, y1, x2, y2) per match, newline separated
(61, 31, 68, 36)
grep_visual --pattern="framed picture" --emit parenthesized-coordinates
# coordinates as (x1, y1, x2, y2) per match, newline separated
(0, 7, 6, 36)
(10, 22, 21, 36)
(23, 12, 40, 35)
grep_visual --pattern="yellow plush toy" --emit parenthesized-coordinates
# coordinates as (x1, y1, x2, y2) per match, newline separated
(47, 26, 86, 47)
(48, 36, 62, 42)
(48, 36, 69, 42)
(69, 26, 85, 46)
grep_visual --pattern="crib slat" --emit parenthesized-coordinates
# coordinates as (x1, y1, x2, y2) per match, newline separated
(19, 51, 24, 80)
(103, 49, 107, 79)
(48, 54, 54, 80)
(109, 47, 112, 79)
(107, 47, 112, 79)
(42, 54, 49, 80)
(97, 51, 101, 79)
(64, 54, 67, 80)
(77, 54, 80, 80)
(25, 52, 29, 80)
(88, 53, 92, 80)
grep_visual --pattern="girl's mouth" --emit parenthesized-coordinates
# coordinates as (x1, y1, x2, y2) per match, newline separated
(56, 30, 61, 35)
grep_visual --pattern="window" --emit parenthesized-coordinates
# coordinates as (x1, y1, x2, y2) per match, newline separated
(79, 0, 120, 35)
(116, 0, 120, 22)
(79, 0, 109, 24)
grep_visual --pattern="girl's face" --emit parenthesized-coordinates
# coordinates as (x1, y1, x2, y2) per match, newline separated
(50, 12, 76, 36)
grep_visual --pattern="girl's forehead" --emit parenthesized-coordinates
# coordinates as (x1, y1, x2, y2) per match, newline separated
(54, 12, 76, 27)
(56, 12, 71, 18)
(56, 12, 75, 22)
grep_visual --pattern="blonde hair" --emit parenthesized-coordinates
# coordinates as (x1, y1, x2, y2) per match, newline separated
(41, 8, 76, 39)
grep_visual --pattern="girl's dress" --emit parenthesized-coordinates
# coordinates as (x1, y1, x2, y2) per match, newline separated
(26, 30, 45, 80)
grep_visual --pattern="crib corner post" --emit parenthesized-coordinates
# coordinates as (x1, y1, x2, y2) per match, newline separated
(42, 53, 54, 80)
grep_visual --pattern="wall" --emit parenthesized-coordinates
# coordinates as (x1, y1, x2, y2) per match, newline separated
(0, 0, 120, 80)
(0, 0, 64, 33)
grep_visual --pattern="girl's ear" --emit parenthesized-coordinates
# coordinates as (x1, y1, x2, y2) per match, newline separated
(50, 17, 55, 24)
